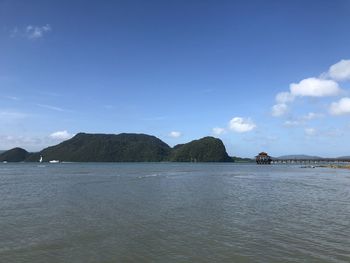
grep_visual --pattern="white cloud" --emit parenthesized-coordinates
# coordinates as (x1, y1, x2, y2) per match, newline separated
(49, 130, 73, 140)
(36, 104, 65, 112)
(0, 110, 30, 127)
(284, 120, 300, 127)
(0, 134, 42, 151)
(229, 117, 256, 133)
(10, 24, 51, 39)
(212, 127, 226, 135)
(283, 112, 322, 127)
(272, 77, 339, 118)
(328, 59, 350, 81)
(271, 103, 288, 117)
(169, 131, 182, 138)
(271, 59, 350, 126)
(290, 77, 340, 97)
(305, 128, 317, 136)
(276, 92, 295, 104)
(26, 24, 51, 39)
(0, 132, 75, 151)
(329, 97, 350, 115)
(301, 112, 323, 120)
(3, 95, 20, 101)
(0, 110, 27, 121)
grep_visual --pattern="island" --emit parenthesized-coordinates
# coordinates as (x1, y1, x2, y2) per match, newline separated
(0, 133, 238, 163)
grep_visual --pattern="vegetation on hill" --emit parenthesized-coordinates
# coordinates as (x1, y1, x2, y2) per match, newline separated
(0, 147, 28, 162)
(170, 137, 232, 162)
(33, 133, 172, 162)
(1, 133, 234, 163)
(231, 156, 254, 163)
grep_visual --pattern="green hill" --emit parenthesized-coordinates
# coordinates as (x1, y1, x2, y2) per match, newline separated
(0, 147, 29, 162)
(28, 133, 172, 162)
(3, 133, 233, 163)
(170, 136, 232, 162)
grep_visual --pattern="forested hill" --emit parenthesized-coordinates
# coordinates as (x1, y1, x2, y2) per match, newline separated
(170, 137, 232, 162)
(1, 133, 233, 163)
(0, 147, 29, 162)
(26, 133, 172, 162)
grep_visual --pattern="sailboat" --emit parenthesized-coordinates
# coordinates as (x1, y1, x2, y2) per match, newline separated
(39, 156, 43, 163)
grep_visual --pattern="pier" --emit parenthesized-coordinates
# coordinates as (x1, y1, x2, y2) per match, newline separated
(256, 151, 350, 165)
(271, 158, 350, 164)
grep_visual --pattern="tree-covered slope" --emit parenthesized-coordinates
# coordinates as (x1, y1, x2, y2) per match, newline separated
(29, 133, 172, 162)
(7, 133, 233, 163)
(170, 137, 232, 162)
(0, 147, 29, 162)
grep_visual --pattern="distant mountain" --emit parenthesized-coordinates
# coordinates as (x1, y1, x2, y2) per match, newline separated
(170, 137, 232, 162)
(277, 154, 322, 160)
(336, 156, 350, 160)
(2, 133, 234, 163)
(0, 147, 29, 162)
(26, 133, 172, 162)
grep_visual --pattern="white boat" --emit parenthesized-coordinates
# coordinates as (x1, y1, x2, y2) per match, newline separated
(2, 161, 7, 163)
(39, 156, 43, 163)
(49, 160, 59, 163)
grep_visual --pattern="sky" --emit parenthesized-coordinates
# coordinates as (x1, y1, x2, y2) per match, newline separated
(1, 0, 350, 157)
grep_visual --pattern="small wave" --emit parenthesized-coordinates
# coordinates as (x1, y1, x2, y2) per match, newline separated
(0, 168, 13, 171)
(74, 180, 111, 186)
(212, 172, 253, 178)
(137, 173, 160, 179)
(70, 171, 92, 175)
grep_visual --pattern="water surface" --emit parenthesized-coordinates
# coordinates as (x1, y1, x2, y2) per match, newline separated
(0, 163, 349, 262)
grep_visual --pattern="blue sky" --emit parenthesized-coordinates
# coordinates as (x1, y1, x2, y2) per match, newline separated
(1, 0, 350, 157)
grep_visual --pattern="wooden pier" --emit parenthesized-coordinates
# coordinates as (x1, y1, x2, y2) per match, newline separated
(256, 151, 350, 164)
(271, 158, 350, 164)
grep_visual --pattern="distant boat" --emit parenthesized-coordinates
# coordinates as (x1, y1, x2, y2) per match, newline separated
(49, 160, 59, 163)
(2, 161, 7, 164)
(39, 156, 43, 163)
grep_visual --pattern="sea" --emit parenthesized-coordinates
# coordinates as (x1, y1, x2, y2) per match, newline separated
(0, 163, 349, 263)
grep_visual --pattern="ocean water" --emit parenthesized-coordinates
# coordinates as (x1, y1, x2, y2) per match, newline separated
(0, 163, 349, 263)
